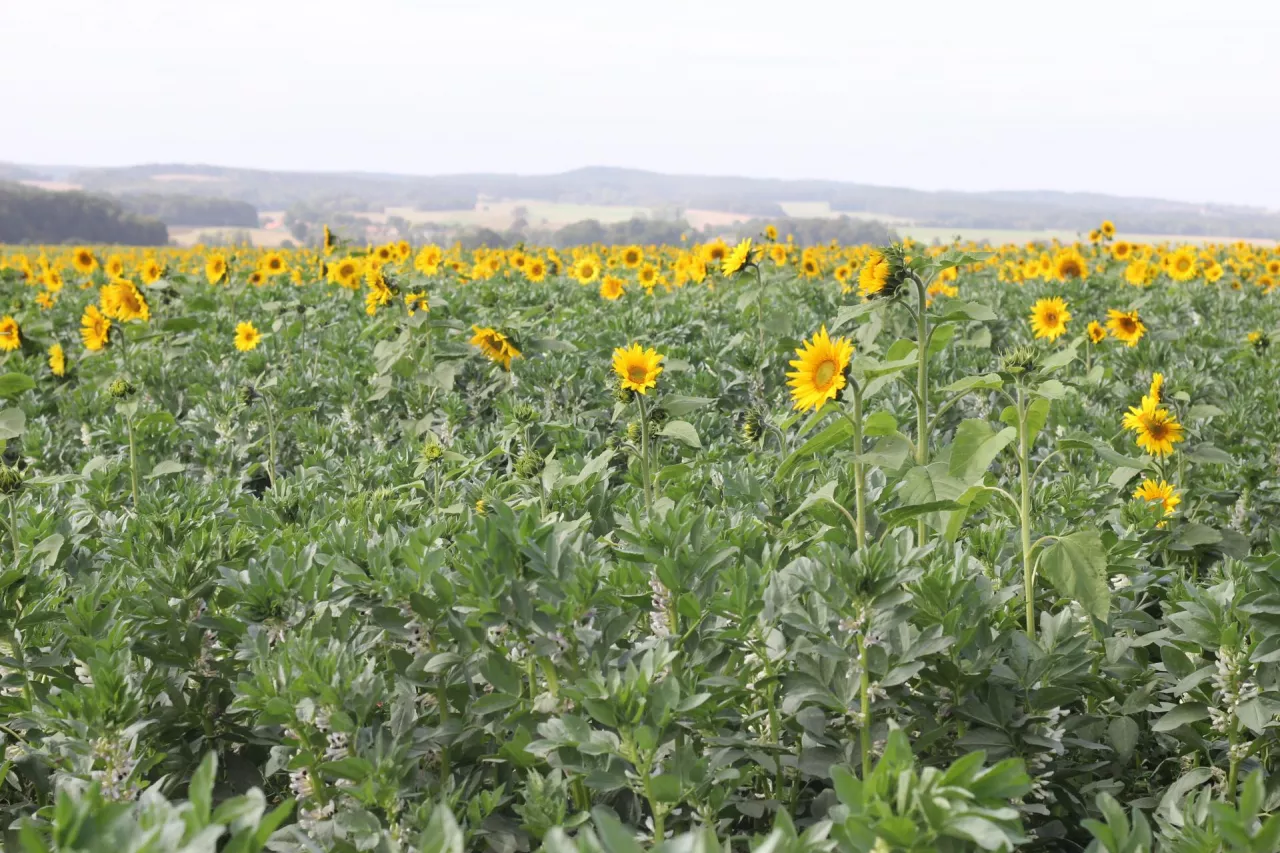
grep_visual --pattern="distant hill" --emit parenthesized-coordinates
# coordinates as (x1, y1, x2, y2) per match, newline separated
(0, 182, 168, 245)
(5, 162, 1279, 240)
(115, 193, 258, 227)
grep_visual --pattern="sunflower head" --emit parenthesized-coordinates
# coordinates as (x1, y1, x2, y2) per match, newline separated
(1087, 321, 1107, 344)
(999, 344, 1040, 376)
(234, 322, 263, 352)
(612, 343, 664, 395)
(0, 462, 24, 497)
(858, 245, 908, 299)
(786, 325, 855, 412)
(1029, 297, 1071, 341)
(108, 378, 136, 399)
(1105, 308, 1146, 347)
(721, 238, 755, 276)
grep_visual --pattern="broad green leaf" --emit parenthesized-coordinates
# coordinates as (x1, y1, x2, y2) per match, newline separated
(948, 420, 1016, 485)
(147, 460, 186, 479)
(941, 373, 1003, 394)
(658, 419, 701, 449)
(0, 408, 24, 440)
(776, 416, 853, 482)
(0, 374, 34, 398)
(1040, 531, 1110, 622)
(863, 410, 898, 436)
(661, 395, 715, 417)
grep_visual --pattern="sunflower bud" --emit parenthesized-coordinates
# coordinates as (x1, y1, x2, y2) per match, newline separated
(474, 498, 488, 515)
(613, 386, 634, 405)
(999, 345, 1039, 376)
(0, 462, 23, 496)
(239, 384, 259, 406)
(626, 421, 642, 443)
(108, 378, 136, 399)
(422, 439, 444, 464)
(515, 450, 543, 479)
(739, 408, 765, 445)
(513, 403, 539, 425)
(649, 407, 670, 430)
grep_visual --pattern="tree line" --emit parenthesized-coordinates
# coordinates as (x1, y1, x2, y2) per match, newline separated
(0, 183, 168, 245)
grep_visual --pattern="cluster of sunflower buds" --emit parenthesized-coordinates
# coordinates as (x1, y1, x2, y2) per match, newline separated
(108, 378, 136, 399)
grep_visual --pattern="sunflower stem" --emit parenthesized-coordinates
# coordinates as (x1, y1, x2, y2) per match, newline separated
(858, 632, 872, 779)
(126, 413, 140, 510)
(912, 273, 930, 544)
(851, 380, 866, 550)
(7, 495, 19, 573)
(1017, 382, 1036, 640)
(262, 390, 280, 490)
(637, 396, 654, 521)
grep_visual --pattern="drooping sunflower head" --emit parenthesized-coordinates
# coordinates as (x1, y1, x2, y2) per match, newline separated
(206, 253, 228, 285)
(1087, 320, 1107, 344)
(612, 343, 664, 395)
(721, 238, 755, 276)
(786, 325, 855, 412)
(323, 224, 335, 255)
(48, 343, 67, 377)
(234, 321, 263, 352)
(1029, 297, 1071, 341)
(81, 304, 111, 351)
(470, 325, 521, 370)
(1105, 308, 1145, 347)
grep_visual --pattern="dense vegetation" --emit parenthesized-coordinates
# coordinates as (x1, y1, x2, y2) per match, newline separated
(0, 183, 168, 245)
(1, 232, 1280, 851)
(115, 193, 259, 227)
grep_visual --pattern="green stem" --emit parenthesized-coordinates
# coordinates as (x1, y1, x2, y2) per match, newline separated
(858, 634, 872, 779)
(126, 414, 140, 509)
(912, 274, 930, 544)
(851, 382, 866, 549)
(1017, 384, 1035, 640)
(262, 392, 280, 490)
(637, 396, 654, 520)
(1226, 724, 1240, 804)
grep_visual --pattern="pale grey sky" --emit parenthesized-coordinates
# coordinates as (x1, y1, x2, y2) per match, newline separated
(3, 0, 1278, 208)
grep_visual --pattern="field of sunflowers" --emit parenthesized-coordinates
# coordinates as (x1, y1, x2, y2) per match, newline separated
(3, 223, 1280, 852)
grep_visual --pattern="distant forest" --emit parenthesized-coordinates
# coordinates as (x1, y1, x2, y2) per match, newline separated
(0, 183, 168, 245)
(115, 193, 258, 227)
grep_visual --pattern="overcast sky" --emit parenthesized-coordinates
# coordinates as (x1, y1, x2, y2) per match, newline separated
(3, 0, 1278, 208)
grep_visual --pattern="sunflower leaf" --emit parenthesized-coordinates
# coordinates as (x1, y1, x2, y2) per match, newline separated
(658, 420, 701, 449)
(1040, 531, 1110, 622)
(775, 417, 853, 483)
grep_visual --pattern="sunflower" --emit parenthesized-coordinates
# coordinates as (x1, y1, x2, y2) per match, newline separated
(105, 254, 125, 278)
(764, 223, 779, 241)
(1267, 259, 1280, 277)
(374, 244, 394, 265)
(702, 240, 730, 265)
(331, 257, 363, 289)
(786, 325, 854, 412)
(1204, 261, 1225, 283)
(1053, 249, 1088, 281)
(81, 304, 111, 351)
(414, 245, 442, 275)
(0, 316, 21, 352)
(72, 247, 97, 275)
(1087, 320, 1107, 344)
(600, 275, 625, 301)
(637, 263, 659, 291)
(470, 326, 521, 371)
(36, 291, 56, 311)
(206, 252, 228, 285)
(1029, 297, 1071, 341)
(139, 259, 163, 284)
(1100, 220, 1116, 238)
(526, 257, 547, 282)
(1111, 241, 1133, 261)
(1105, 309, 1145, 347)
(1130, 406, 1184, 457)
(858, 251, 889, 297)
(769, 244, 789, 266)
(612, 343, 664, 395)
(323, 224, 336, 256)
(396, 240, 412, 261)
(234, 321, 263, 352)
(573, 256, 601, 285)
(620, 246, 643, 268)
(721, 238, 754, 276)
(48, 343, 66, 377)
(102, 279, 151, 323)
(1132, 478, 1180, 518)
(1124, 260, 1155, 287)
(260, 251, 286, 276)
(1167, 248, 1198, 282)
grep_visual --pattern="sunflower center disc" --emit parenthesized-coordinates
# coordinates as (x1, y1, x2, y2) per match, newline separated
(815, 360, 837, 389)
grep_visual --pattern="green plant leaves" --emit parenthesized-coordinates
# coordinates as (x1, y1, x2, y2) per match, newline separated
(1039, 531, 1110, 622)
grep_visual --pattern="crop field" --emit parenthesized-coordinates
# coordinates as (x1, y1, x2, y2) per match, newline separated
(2, 228, 1280, 851)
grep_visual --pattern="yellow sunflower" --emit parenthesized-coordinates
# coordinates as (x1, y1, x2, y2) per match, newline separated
(764, 224, 779, 241)
(1053, 249, 1088, 281)
(1167, 248, 1198, 282)
(573, 256, 601, 285)
(1087, 320, 1107, 344)
(1100, 220, 1116, 238)
(526, 257, 547, 282)
(620, 246, 643, 268)
(1105, 309, 1145, 347)
(414, 245, 442, 275)
(600, 275, 625, 301)
(105, 254, 125, 278)
(48, 343, 66, 377)
(721, 238, 754, 276)
(101, 279, 150, 323)
(786, 325, 854, 412)
(72, 247, 97, 275)
(470, 326, 521, 371)
(858, 251, 890, 297)
(1132, 478, 1180, 518)
(1130, 406, 1184, 457)
(1111, 241, 1132, 261)
(769, 244, 789, 266)
(206, 252, 229, 285)
(0, 316, 21, 352)
(139, 259, 163, 284)
(612, 343, 664, 395)
(234, 322, 262, 352)
(331, 256, 363, 290)
(260, 251, 286, 277)
(1029, 297, 1071, 341)
(81, 304, 111, 351)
